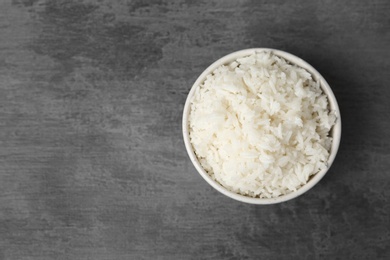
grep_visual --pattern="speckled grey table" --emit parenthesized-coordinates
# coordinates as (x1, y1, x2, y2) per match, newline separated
(0, 1, 389, 259)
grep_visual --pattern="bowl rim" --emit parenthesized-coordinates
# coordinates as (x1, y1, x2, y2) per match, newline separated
(182, 48, 342, 205)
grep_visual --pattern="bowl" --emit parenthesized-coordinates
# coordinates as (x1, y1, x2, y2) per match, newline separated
(182, 48, 341, 204)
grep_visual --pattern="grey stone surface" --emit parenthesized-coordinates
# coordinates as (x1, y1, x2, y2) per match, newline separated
(0, 0, 389, 259)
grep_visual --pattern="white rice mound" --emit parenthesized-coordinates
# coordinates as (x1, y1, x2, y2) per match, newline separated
(189, 51, 336, 198)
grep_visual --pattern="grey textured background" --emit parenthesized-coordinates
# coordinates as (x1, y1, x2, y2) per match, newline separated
(0, 0, 389, 259)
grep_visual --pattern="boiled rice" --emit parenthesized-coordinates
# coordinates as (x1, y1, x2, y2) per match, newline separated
(189, 51, 336, 198)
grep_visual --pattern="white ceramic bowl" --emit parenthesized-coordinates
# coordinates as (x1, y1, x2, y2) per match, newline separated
(182, 48, 341, 204)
